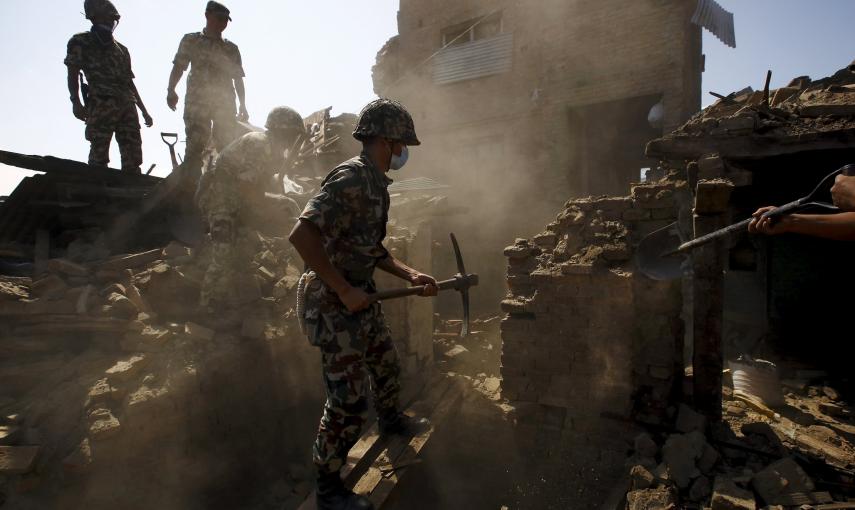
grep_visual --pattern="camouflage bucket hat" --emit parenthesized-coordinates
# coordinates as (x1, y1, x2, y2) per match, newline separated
(265, 106, 306, 133)
(84, 0, 120, 20)
(353, 99, 421, 146)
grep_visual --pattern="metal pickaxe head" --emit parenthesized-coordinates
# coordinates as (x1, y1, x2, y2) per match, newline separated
(449, 233, 477, 337)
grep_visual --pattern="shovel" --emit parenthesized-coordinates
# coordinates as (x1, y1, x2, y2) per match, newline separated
(637, 163, 855, 280)
(160, 132, 182, 170)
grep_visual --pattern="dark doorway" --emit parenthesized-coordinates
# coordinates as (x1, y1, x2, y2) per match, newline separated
(567, 94, 663, 197)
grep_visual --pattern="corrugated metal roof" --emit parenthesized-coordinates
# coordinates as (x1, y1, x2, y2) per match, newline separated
(433, 32, 514, 85)
(691, 0, 736, 48)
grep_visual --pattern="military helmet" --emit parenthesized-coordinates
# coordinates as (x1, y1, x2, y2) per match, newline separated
(353, 99, 421, 146)
(265, 106, 306, 133)
(84, 0, 120, 20)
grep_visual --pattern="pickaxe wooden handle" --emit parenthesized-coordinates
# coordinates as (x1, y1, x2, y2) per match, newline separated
(368, 233, 478, 337)
(368, 273, 479, 302)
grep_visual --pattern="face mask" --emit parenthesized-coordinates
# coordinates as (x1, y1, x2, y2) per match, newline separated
(91, 22, 116, 43)
(389, 144, 409, 171)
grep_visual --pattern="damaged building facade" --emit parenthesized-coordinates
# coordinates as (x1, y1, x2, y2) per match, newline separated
(373, 0, 704, 306)
(501, 63, 855, 508)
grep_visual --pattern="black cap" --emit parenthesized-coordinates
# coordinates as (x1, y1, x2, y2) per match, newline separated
(206, 1, 231, 21)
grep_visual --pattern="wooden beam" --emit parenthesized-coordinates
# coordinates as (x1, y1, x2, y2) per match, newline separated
(692, 212, 726, 419)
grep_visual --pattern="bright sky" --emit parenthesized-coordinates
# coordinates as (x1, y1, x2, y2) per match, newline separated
(0, 0, 853, 195)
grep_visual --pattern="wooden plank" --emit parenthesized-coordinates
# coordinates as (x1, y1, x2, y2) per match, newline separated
(297, 373, 448, 510)
(351, 377, 456, 498)
(815, 504, 855, 510)
(368, 379, 464, 507)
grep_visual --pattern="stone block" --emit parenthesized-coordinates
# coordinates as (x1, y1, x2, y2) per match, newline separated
(162, 241, 191, 259)
(106, 292, 139, 319)
(88, 409, 121, 441)
(662, 431, 706, 488)
(630, 464, 655, 490)
(711, 477, 756, 510)
(751, 457, 814, 506)
(698, 155, 726, 180)
(689, 475, 712, 502)
(675, 403, 707, 433)
(720, 114, 757, 133)
(634, 433, 658, 458)
(626, 486, 677, 510)
(105, 355, 148, 384)
(695, 179, 734, 215)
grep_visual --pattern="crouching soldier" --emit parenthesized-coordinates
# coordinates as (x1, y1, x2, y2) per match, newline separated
(196, 106, 305, 321)
(289, 99, 436, 510)
(65, 0, 153, 173)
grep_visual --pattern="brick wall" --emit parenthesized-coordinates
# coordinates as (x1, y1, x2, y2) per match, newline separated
(501, 181, 685, 425)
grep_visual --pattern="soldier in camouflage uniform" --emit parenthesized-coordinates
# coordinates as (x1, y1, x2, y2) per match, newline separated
(167, 1, 247, 176)
(289, 99, 436, 510)
(65, 0, 153, 173)
(196, 106, 305, 316)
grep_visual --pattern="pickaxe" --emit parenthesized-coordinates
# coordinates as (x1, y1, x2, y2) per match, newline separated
(368, 233, 478, 337)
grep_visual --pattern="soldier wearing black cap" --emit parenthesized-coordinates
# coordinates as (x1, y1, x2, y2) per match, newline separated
(166, 1, 247, 176)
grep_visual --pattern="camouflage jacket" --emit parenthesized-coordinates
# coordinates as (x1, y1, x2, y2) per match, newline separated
(65, 32, 135, 103)
(196, 131, 284, 221)
(173, 29, 244, 107)
(299, 153, 391, 284)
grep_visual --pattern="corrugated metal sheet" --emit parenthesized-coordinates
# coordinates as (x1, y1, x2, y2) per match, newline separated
(433, 32, 514, 85)
(691, 0, 736, 48)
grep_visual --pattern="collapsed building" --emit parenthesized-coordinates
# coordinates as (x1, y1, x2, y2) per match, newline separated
(1, 2, 854, 509)
(500, 63, 855, 508)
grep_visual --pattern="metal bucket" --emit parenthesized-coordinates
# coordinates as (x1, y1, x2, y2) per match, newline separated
(729, 357, 785, 408)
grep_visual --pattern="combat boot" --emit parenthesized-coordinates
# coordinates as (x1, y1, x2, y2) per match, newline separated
(379, 412, 431, 437)
(316, 471, 374, 510)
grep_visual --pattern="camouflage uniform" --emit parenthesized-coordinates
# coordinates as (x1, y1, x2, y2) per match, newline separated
(196, 131, 285, 308)
(172, 29, 245, 167)
(300, 152, 403, 475)
(65, 31, 142, 171)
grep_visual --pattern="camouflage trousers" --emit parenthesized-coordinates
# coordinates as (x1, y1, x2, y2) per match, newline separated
(183, 101, 240, 173)
(309, 298, 402, 475)
(199, 229, 261, 309)
(85, 95, 142, 172)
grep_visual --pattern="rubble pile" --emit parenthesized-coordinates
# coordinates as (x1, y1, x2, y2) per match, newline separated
(648, 64, 855, 160)
(624, 383, 855, 510)
(0, 235, 325, 509)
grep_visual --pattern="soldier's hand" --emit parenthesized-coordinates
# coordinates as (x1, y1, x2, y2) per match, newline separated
(410, 273, 438, 297)
(237, 105, 249, 122)
(72, 102, 88, 122)
(167, 89, 179, 111)
(143, 112, 154, 128)
(832, 174, 855, 212)
(748, 206, 791, 236)
(339, 286, 370, 313)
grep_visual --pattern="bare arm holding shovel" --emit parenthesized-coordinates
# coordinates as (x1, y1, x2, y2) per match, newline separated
(748, 207, 855, 241)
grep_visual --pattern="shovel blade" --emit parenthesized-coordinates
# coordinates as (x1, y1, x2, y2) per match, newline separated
(636, 222, 685, 281)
